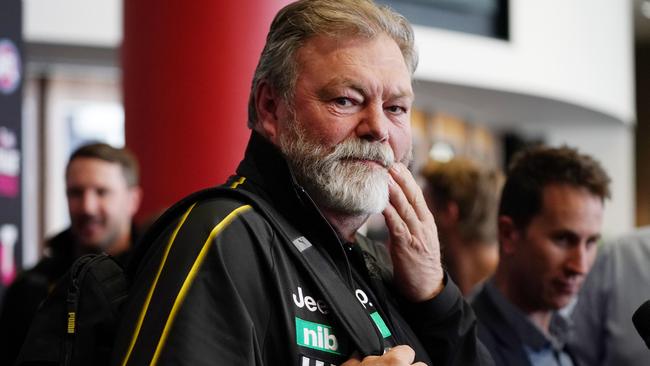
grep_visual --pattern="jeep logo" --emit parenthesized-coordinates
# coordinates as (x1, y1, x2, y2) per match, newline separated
(292, 286, 330, 314)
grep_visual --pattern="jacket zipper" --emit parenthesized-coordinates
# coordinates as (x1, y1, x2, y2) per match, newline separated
(293, 184, 355, 289)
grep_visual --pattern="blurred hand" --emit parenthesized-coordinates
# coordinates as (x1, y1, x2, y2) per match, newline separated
(382, 163, 444, 302)
(341, 345, 428, 366)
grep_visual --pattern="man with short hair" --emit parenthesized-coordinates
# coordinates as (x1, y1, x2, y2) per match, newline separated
(110, 1, 491, 365)
(0, 143, 142, 365)
(421, 158, 501, 298)
(472, 146, 611, 366)
(64, 143, 142, 257)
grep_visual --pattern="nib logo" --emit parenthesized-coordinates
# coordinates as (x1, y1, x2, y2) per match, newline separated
(295, 317, 340, 355)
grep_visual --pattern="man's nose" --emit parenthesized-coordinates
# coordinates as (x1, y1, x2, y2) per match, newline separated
(80, 191, 99, 214)
(356, 104, 389, 142)
(566, 244, 592, 276)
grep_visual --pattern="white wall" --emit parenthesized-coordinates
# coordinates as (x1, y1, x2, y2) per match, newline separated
(414, 0, 635, 125)
(23, 0, 122, 46)
(43, 73, 123, 241)
(551, 125, 635, 239)
(412, 0, 636, 237)
(513, 122, 635, 238)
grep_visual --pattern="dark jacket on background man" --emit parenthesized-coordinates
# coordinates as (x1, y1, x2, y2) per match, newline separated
(472, 282, 575, 366)
(0, 228, 135, 365)
(0, 229, 79, 365)
(110, 131, 492, 366)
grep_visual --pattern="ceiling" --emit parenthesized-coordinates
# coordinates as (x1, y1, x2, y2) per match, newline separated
(413, 80, 624, 132)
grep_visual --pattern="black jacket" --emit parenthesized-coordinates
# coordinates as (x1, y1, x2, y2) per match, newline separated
(472, 283, 576, 366)
(111, 132, 492, 366)
(472, 285, 533, 366)
(0, 228, 135, 365)
(0, 229, 77, 365)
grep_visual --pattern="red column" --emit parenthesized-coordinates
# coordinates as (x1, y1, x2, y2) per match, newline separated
(123, 1, 290, 220)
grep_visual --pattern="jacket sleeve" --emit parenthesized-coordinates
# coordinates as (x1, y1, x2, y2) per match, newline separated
(111, 200, 274, 366)
(0, 272, 51, 365)
(402, 274, 495, 366)
(358, 236, 493, 366)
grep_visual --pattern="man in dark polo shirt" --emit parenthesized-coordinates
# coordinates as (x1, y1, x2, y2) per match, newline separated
(472, 146, 610, 366)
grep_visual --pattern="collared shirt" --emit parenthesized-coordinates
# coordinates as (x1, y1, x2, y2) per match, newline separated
(485, 281, 574, 366)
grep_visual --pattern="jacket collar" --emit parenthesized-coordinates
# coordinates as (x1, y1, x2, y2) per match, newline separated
(234, 130, 303, 210)
(233, 131, 356, 284)
(47, 225, 139, 265)
(234, 131, 351, 265)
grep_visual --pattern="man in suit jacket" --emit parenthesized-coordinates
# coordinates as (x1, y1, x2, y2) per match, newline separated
(472, 146, 610, 366)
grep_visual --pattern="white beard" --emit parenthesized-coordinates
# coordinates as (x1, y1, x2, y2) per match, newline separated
(279, 119, 394, 216)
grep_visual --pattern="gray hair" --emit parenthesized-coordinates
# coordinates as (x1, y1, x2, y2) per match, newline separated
(247, 0, 418, 128)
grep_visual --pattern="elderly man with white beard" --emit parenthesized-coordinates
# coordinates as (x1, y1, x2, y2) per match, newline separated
(110, 1, 492, 366)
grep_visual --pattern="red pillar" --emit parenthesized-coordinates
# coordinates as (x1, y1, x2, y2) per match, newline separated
(123, 1, 291, 220)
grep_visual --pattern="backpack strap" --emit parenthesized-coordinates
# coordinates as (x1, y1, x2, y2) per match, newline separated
(221, 188, 386, 356)
(17, 254, 127, 366)
(63, 255, 93, 366)
(129, 186, 385, 356)
(63, 254, 126, 366)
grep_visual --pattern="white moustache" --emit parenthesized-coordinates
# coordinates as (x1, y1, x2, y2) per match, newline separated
(330, 139, 394, 168)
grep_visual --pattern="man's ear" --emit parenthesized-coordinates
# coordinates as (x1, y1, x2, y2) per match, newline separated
(434, 201, 458, 229)
(423, 185, 458, 228)
(254, 80, 282, 144)
(446, 201, 459, 224)
(128, 186, 143, 217)
(498, 215, 520, 255)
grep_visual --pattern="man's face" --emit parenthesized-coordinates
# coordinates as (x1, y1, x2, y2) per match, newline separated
(272, 34, 414, 215)
(503, 184, 603, 312)
(66, 157, 139, 251)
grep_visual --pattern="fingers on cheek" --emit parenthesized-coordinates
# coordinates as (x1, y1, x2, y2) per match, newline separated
(383, 205, 398, 228)
(389, 169, 430, 223)
(390, 163, 417, 190)
(388, 174, 399, 197)
(383, 202, 396, 217)
(393, 220, 410, 239)
(383, 205, 409, 238)
(387, 191, 421, 240)
(389, 164, 402, 182)
(388, 178, 409, 214)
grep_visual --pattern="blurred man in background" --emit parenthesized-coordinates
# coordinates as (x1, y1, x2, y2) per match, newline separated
(472, 146, 610, 366)
(421, 158, 501, 298)
(0, 142, 142, 364)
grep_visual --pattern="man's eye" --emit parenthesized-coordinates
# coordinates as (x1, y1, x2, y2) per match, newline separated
(333, 97, 354, 107)
(386, 105, 406, 114)
(551, 235, 569, 247)
(586, 237, 601, 248)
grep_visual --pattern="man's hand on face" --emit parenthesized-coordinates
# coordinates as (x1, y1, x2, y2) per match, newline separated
(382, 163, 445, 302)
(341, 345, 428, 366)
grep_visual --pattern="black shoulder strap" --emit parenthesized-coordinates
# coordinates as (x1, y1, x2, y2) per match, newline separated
(64, 254, 121, 366)
(224, 188, 386, 356)
(63, 254, 96, 366)
(131, 186, 385, 356)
